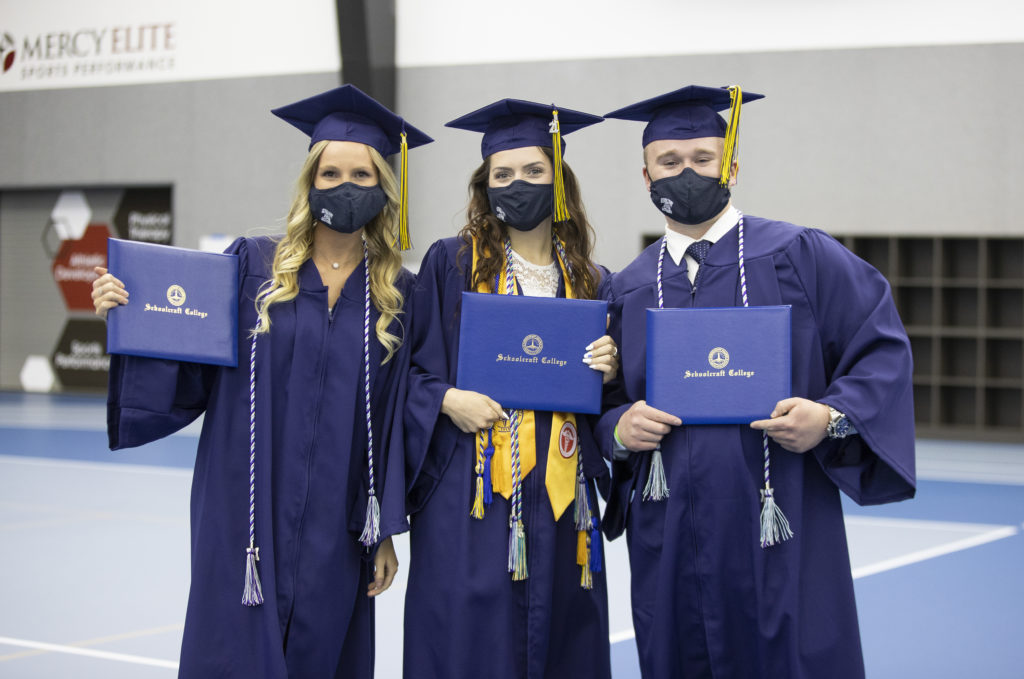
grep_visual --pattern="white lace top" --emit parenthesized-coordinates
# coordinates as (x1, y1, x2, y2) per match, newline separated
(508, 248, 560, 298)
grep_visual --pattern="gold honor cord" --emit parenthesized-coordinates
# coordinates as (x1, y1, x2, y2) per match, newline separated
(719, 86, 742, 187)
(550, 109, 571, 223)
(398, 131, 412, 251)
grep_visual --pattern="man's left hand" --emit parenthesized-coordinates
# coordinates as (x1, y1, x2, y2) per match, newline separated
(750, 397, 830, 453)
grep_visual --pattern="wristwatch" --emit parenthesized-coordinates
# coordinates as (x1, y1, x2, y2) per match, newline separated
(826, 406, 856, 439)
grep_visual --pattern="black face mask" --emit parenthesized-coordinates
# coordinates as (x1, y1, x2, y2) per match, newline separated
(649, 168, 731, 226)
(308, 182, 388, 234)
(487, 180, 553, 232)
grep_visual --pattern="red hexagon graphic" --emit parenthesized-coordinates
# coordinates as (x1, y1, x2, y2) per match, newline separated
(52, 223, 110, 312)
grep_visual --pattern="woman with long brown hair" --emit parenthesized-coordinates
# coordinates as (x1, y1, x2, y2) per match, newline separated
(91, 85, 430, 678)
(403, 99, 616, 679)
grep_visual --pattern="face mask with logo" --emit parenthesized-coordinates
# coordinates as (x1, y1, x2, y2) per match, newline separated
(487, 180, 554, 232)
(649, 167, 731, 226)
(308, 182, 388, 234)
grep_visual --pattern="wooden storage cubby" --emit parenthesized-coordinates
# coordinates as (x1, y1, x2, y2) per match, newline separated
(842, 236, 1024, 441)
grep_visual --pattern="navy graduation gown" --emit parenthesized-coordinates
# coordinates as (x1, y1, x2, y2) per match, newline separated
(403, 237, 612, 679)
(597, 217, 916, 679)
(107, 236, 412, 679)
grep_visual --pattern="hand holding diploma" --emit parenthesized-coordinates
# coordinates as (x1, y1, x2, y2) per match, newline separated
(442, 387, 505, 433)
(91, 266, 129, 320)
(583, 334, 619, 384)
(616, 400, 682, 451)
(750, 397, 830, 453)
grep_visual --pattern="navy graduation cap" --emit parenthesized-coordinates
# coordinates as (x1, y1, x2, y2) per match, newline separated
(271, 84, 433, 249)
(446, 98, 602, 222)
(445, 98, 603, 159)
(605, 85, 763, 185)
(271, 84, 433, 155)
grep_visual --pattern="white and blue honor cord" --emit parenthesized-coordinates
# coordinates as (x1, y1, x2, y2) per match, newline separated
(357, 238, 381, 548)
(651, 212, 792, 547)
(242, 240, 380, 607)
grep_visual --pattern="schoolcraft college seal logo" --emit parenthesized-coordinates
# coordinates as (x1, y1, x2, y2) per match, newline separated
(167, 284, 186, 307)
(522, 334, 543, 356)
(558, 421, 578, 459)
(708, 347, 729, 369)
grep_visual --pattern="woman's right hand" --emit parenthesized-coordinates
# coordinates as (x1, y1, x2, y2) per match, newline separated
(91, 266, 128, 320)
(441, 388, 505, 433)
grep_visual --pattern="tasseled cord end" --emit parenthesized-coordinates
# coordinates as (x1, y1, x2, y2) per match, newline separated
(573, 473, 590, 532)
(550, 109, 571, 223)
(577, 529, 593, 590)
(642, 446, 670, 502)
(471, 429, 495, 520)
(508, 518, 528, 581)
(398, 131, 412, 251)
(359, 492, 381, 547)
(242, 543, 264, 607)
(759, 485, 794, 548)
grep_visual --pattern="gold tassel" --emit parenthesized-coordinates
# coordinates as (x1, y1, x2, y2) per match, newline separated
(470, 474, 485, 519)
(398, 131, 412, 250)
(719, 86, 742, 187)
(550, 109, 570, 223)
(579, 530, 593, 590)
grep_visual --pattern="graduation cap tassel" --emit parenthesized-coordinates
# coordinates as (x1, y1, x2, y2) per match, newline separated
(398, 131, 412, 251)
(642, 446, 670, 502)
(359, 240, 381, 547)
(719, 86, 742, 187)
(737, 212, 794, 548)
(550, 109, 571, 223)
(242, 330, 264, 607)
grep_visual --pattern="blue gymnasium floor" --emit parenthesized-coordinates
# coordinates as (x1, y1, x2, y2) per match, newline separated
(1, 391, 1023, 678)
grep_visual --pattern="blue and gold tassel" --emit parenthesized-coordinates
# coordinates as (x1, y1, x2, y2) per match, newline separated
(471, 428, 494, 519)
(398, 130, 411, 250)
(550, 109, 571, 223)
(719, 86, 742, 187)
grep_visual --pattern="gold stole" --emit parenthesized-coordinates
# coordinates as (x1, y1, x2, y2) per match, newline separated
(471, 236, 579, 520)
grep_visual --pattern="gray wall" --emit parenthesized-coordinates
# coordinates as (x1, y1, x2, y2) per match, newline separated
(399, 42, 1024, 272)
(2, 42, 1023, 387)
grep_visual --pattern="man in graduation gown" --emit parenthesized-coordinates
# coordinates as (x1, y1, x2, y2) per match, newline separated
(596, 85, 916, 678)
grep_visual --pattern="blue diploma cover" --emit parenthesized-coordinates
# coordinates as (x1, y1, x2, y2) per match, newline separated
(456, 292, 608, 414)
(106, 238, 239, 367)
(646, 306, 791, 423)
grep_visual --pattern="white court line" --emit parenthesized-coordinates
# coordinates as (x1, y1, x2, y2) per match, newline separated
(607, 516, 1021, 645)
(0, 636, 177, 670)
(850, 524, 1018, 579)
(0, 454, 193, 478)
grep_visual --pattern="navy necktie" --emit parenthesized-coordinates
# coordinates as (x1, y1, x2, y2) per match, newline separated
(686, 239, 712, 289)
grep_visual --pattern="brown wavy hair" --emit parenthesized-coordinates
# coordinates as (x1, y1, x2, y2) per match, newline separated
(457, 146, 600, 300)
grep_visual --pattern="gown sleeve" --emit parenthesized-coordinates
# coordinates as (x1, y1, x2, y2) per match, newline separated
(790, 229, 917, 505)
(106, 237, 250, 450)
(594, 270, 643, 540)
(404, 240, 466, 514)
